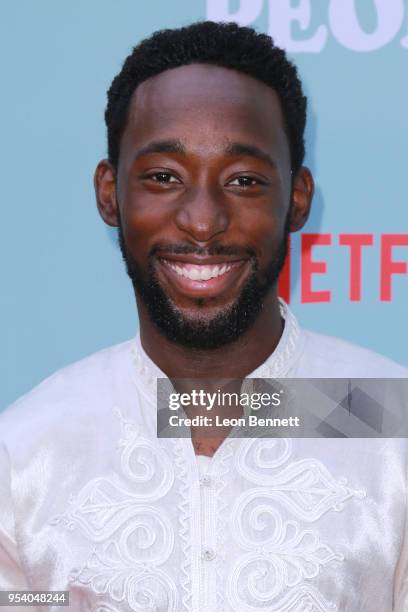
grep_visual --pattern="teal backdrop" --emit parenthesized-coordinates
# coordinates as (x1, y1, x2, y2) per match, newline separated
(1, 0, 407, 411)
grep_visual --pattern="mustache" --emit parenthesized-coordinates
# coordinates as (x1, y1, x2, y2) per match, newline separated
(150, 242, 257, 259)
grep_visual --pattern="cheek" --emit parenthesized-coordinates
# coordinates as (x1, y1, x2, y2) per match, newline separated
(234, 204, 287, 257)
(121, 192, 175, 256)
(232, 177, 291, 246)
(117, 166, 174, 235)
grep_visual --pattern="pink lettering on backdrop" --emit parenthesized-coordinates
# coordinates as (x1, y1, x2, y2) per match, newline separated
(278, 233, 407, 303)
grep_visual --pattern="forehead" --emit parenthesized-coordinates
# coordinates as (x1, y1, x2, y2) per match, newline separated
(120, 64, 289, 164)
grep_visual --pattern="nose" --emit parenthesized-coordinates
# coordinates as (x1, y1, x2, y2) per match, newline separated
(174, 184, 229, 243)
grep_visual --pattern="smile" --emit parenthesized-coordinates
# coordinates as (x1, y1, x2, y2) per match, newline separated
(164, 261, 233, 281)
(158, 257, 250, 299)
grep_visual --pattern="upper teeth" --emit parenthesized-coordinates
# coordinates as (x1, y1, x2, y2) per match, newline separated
(166, 262, 232, 281)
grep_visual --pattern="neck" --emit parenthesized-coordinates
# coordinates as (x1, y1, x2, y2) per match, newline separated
(136, 291, 284, 379)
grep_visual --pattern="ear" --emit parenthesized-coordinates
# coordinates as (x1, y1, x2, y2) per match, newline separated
(289, 166, 314, 232)
(94, 159, 119, 227)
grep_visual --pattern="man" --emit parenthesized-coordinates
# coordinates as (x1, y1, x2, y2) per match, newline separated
(0, 21, 407, 611)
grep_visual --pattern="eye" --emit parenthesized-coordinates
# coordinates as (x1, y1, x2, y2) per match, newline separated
(147, 172, 181, 184)
(227, 175, 263, 188)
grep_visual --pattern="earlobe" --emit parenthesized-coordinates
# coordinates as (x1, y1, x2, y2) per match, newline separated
(94, 159, 119, 227)
(289, 166, 314, 232)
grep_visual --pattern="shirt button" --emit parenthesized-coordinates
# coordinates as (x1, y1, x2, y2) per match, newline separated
(199, 475, 212, 487)
(201, 547, 216, 561)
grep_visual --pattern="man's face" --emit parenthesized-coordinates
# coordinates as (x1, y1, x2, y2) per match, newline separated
(98, 64, 310, 349)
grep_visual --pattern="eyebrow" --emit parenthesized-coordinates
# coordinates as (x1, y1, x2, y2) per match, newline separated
(133, 139, 186, 161)
(132, 139, 276, 169)
(225, 142, 277, 169)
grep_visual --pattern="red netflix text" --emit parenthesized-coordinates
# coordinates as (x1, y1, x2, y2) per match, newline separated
(278, 234, 408, 303)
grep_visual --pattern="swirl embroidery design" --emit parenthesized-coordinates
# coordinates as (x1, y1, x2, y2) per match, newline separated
(226, 439, 366, 611)
(51, 407, 178, 611)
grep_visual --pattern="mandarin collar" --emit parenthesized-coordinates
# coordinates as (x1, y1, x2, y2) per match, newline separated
(130, 299, 304, 393)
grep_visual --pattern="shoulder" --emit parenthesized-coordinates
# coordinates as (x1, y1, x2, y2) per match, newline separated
(299, 329, 408, 378)
(0, 339, 135, 447)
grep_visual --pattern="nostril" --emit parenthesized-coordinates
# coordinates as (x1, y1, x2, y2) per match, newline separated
(174, 203, 229, 242)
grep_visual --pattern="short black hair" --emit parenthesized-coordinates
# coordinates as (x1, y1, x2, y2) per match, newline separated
(105, 21, 307, 174)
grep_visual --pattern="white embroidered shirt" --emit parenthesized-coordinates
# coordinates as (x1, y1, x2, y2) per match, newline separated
(0, 302, 408, 611)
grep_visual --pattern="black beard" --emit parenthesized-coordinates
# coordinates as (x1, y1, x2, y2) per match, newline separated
(117, 218, 290, 350)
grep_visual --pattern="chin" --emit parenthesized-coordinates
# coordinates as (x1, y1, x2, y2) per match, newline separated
(152, 295, 258, 350)
(173, 301, 235, 322)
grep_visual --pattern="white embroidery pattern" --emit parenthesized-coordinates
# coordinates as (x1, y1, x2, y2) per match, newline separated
(173, 438, 193, 611)
(226, 439, 366, 611)
(91, 604, 122, 612)
(51, 406, 178, 611)
(50, 409, 367, 611)
(214, 442, 235, 612)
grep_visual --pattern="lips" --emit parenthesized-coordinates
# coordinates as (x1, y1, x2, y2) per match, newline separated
(158, 256, 250, 298)
(165, 260, 234, 281)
